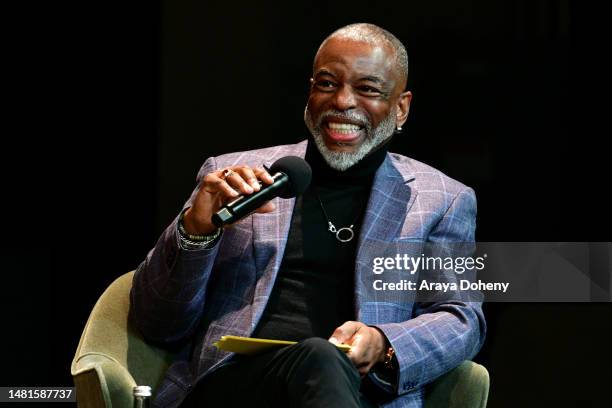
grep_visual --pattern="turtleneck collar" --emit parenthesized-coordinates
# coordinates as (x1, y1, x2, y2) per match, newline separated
(305, 136, 391, 185)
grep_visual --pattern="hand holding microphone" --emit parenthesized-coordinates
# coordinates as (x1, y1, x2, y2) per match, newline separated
(182, 156, 312, 236)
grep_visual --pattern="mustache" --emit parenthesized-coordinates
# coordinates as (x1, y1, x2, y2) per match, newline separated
(314, 109, 371, 131)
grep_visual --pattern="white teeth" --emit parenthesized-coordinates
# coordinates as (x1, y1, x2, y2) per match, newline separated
(328, 122, 361, 132)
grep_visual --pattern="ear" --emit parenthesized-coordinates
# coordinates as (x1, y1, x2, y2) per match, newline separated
(395, 91, 412, 128)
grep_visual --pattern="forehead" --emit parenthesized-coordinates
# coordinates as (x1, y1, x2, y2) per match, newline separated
(314, 38, 396, 81)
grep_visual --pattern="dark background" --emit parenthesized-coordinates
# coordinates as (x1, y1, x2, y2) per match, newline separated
(3, 0, 611, 407)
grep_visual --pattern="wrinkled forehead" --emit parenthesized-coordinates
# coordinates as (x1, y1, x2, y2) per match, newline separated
(313, 38, 397, 81)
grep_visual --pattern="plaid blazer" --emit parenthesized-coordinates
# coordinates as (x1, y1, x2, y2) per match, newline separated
(130, 139, 486, 408)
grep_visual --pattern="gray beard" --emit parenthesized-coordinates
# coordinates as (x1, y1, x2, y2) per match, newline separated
(304, 105, 396, 171)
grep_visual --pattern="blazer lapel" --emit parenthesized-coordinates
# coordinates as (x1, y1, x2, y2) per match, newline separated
(249, 140, 307, 331)
(354, 155, 417, 320)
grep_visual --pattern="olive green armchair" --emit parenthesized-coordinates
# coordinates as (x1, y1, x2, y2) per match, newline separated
(71, 272, 489, 407)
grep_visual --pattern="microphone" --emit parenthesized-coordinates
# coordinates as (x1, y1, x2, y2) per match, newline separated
(211, 156, 312, 227)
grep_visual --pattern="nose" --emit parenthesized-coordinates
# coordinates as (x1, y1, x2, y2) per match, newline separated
(331, 85, 357, 111)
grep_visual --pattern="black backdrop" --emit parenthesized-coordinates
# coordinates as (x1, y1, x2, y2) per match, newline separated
(3, 1, 611, 407)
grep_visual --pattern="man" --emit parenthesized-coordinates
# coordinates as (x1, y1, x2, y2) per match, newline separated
(130, 23, 485, 408)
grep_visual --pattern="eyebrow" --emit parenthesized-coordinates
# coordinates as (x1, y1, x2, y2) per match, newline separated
(314, 69, 337, 78)
(359, 75, 385, 85)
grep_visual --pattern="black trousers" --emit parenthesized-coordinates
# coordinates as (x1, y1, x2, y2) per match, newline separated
(180, 337, 378, 408)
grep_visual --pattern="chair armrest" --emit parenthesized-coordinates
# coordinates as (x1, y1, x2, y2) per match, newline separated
(72, 272, 177, 407)
(424, 360, 490, 408)
(72, 353, 136, 408)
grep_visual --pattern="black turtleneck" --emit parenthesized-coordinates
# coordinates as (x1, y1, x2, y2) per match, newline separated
(252, 138, 389, 341)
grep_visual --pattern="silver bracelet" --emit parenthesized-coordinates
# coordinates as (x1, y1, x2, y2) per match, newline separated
(177, 208, 222, 248)
(178, 229, 221, 249)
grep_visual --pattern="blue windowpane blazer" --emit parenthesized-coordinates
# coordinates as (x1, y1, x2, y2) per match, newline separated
(130, 139, 486, 408)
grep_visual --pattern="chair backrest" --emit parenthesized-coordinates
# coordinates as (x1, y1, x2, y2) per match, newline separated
(71, 271, 176, 391)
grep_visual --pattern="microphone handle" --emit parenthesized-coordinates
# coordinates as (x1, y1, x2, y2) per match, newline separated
(212, 172, 289, 227)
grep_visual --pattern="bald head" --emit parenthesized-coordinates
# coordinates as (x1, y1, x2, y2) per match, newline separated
(316, 23, 408, 90)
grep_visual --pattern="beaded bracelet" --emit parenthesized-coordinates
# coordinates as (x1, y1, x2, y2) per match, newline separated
(178, 208, 222, 244)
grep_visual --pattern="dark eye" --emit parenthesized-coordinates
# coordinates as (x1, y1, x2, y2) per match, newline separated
(359, 86, 381, 95)
(315, 80, 337, 91)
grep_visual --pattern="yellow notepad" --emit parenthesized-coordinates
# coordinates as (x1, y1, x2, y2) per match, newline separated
(213, 335, 351, 355)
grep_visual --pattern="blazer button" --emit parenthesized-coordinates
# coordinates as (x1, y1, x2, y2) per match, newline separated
(403, 381, 414, 390)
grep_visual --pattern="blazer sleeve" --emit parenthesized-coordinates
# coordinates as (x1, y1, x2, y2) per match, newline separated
(129, 156, 222, 346)
(372, 187, 487, 395)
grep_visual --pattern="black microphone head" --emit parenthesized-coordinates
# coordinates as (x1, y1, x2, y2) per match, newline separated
(269, 156, 312, 198)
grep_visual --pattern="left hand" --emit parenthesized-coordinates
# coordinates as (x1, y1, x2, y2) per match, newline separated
(329, 321, 387, 377)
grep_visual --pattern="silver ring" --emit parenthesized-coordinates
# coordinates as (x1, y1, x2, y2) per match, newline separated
(222, 169, 235, 179)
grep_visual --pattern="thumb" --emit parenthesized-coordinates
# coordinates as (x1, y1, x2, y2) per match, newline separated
(329, 321, 361, 345)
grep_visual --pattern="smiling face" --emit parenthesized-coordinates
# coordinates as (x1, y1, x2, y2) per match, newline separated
(304, 37, 411, 170)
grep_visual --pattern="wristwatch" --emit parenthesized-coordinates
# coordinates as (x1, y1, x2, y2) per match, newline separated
(382, 346, 395, 370)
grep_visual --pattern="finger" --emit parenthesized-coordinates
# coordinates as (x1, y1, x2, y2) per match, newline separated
(335, 328, 373, 375)
(348, 331, 380, 371)
(351, 352, 374, 377)
(347, 332, 366, 363)
(253, 166, 275, 185)
(202, 173, 240, 197)
(254, 201, 276, 214)
(329, 321, 361, 345)
(235, 166, 261, 191)
(224, 170, 254, 195)
(345, 348, 359, 367)
(357, 362, 373, 377)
